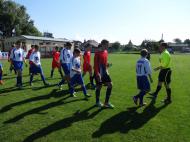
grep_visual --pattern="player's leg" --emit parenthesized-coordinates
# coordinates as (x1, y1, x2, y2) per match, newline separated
(163, 70, 172, 103)
(50, 68, 54, 78)
(152, 70, 164, 98)
(17, 69, 23, 87)
(39, 66, 49, 86)
(78, 74, 91, 98)
(29, 73, 34, 86)
(95, 75, 103, 107)
(104, 82, 114, 108)
(89, 66, 95, 88)
(58, 66, 64, 79)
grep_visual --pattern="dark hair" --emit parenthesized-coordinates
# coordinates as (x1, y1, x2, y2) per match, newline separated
(55, 46, 59, 50)
(65, 42, 72, 47)
(160, 42, 168, 48)
(101, 39, 109, 45)
(16, 40, 21, 45)
(140, 49, 148, 57)
(85, 43, 91, 48)
(31, 45, 35, 48)
(34, 45, 39, 50)
(74, 48, 81, 54)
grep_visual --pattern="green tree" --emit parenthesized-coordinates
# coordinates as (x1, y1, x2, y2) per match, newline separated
(0, 0, 41, 38)
(173, 38, 182, 44)
(110, 41, 121, 52)
(184, 39, 190, 45)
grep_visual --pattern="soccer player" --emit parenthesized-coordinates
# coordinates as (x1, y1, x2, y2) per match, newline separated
(50, 46, 63, 78)
(8, 44, 16, 74)
(152, 42, 172, 103)
(69, 48, 91, 98)
(26, 45, 35, 75)
(58, 42, 73, 89)
(10, 40, 27, 88)
(82, 43, 95, 88)
(0, 62, 3, 85)
(29, 45, 49, 86)
(94, 40, 114, 109)
(133, 49, 153, 106)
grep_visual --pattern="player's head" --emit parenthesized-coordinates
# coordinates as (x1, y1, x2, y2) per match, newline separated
(140, 49, 148, 58)
(55, 46, 59, 51)
(31, 45, 35, 49)
(101, 39, 109, 50)
(73, 48, 81, 57)
(65, 42, 72, 49)
(16, 40, 22, 48)
(85, 43, 92, 51)
(34, 45, 39, 51)
(159, 42, 168, 53)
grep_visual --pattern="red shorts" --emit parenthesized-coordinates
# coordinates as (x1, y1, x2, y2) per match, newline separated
(83, 63, 92, 73)
(52, 61, 61, 69)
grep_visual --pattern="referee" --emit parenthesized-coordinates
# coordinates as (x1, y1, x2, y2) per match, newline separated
(152, 42, 172, 103)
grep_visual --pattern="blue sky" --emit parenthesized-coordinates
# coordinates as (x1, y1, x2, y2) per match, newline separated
(14, 0, 190, 44)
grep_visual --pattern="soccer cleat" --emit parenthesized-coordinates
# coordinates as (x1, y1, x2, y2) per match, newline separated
(70, 94, 77, 97)
(85, 94, 91, 97)
(95, 102, 103, 108)
(44, 82, 50, 86)
(162, 98, 172, 104)
(133, 96, 138, 105)
(57, 84, 62, 90)
(104, 103, 114, 109)
(139, 102, 147, 107)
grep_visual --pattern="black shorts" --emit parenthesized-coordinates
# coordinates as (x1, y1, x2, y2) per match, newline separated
(94, 73, 112, 85)
(158, 68, 172, 84)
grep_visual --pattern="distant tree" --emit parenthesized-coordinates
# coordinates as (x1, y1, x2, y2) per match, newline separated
(140, 40, 159, 51)
(173, 38, 182, 44)
(123, 40, 133, 51)
(184, 39, 190, 45)
(110, 41, 121, 52)
(0, 0, 41, 38)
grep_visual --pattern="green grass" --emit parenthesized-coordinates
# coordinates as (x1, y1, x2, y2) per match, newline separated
(0, 54, 190, 142)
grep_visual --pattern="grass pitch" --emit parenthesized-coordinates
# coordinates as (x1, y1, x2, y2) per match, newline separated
(0, 54, 190, 142)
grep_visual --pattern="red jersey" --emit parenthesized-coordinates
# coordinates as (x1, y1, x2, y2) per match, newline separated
(99, 49, 108, 66)
(52, 51, 60, 63)
(83, 51, 91, 65)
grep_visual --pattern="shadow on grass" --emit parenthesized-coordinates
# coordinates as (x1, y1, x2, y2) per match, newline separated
(0, 89, 70, 113)
(92, 99, 170, 138)
(0, 85, 31, 95)
(4, 93, 88, 123)
(23, 105, 103, 142)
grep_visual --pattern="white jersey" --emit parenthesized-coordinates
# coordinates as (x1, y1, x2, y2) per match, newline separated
(70, 56, 81, 78)
(60, 48, 73, 64)
(29, 51, 41, 65)
(10, 47, 25, 62)
(136, 57, 152, 76)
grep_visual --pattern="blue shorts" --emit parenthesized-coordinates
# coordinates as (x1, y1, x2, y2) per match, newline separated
(137, 76, 150, 91)
(30, 64, 43, 74)
(70, 74, 84, 86)
(61, 63, 71, 76)
(13, 61, 23, 71)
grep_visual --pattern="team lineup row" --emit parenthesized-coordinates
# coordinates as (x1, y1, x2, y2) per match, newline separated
(0, 40, 172, 108)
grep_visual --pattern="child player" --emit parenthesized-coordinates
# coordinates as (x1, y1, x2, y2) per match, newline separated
(94, 40, 114, 109)
(82, 43, 95, 88)
(29, 45, 49, 86)
(10, 40, 27, 88)
(50, 46, 63, 78)
(58, 42, 73, 89)
(133, 49, 153, 106)
(69, 48, 91, 98)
